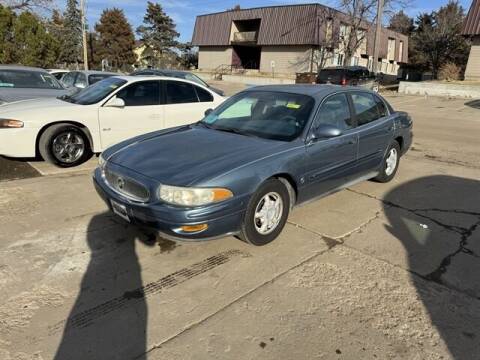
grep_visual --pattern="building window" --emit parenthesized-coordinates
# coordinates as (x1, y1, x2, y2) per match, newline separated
(337, 53, 344, 66)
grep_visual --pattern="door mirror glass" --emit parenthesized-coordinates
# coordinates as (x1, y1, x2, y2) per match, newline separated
(105, 96, 125, 108)
(313, 124, 343, 139)
(204, 108, 213, 116)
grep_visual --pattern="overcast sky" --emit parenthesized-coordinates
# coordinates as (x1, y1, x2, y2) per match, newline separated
(70, 0, 473, 42)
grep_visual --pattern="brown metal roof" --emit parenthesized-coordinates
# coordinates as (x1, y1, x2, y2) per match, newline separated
(463, 0, 480, 35)
(191, 3, 409, 63)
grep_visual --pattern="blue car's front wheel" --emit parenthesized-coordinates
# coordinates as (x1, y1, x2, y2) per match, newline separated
(239, 179, 290, 246)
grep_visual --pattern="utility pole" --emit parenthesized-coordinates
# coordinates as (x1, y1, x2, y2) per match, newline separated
(80, 0, 89, 70)
(372, 0, 384, 74)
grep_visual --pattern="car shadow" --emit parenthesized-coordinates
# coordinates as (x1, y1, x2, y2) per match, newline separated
(383, 175, 480, 358)
(464, 99, 480, 109)
(53, 212, 168, 360)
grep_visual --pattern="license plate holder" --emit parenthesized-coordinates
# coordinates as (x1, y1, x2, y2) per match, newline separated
(111, 200, 130, 222)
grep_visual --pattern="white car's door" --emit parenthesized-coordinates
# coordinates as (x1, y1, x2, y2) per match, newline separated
(98, 80, 164, 149)
(163, 80, 219, 128)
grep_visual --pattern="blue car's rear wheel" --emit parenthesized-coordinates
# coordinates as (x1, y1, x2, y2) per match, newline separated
(239, 179, 290, 246)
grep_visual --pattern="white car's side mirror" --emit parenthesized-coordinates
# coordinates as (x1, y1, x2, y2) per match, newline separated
(105, 96, 125, 108)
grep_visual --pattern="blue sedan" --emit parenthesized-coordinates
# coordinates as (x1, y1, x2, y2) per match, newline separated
(93, 85, 413, 245)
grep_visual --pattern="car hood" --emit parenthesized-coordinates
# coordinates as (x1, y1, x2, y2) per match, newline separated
(0, 97, 79, 116)
(108, 126, 289, 186)
(0, 88, 68, 104)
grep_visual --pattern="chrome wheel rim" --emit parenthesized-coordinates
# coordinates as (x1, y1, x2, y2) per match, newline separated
(254, 192, 283, 235)
(385, 148, 398, 176)
(52, 131, 85, 164)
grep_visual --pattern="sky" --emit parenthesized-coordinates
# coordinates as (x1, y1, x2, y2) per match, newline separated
(58, 0, 474, 42)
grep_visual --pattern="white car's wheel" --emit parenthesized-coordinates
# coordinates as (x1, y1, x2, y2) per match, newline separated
(39, 124, 92, 167)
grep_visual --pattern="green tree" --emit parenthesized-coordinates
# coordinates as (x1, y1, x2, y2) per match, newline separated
(11, 11, 59, 67)
(412, 1, 470, 78)
(0, 5, 16, 63)
(388, 10, 414, 36)
(62, 0, 82, 65)
(136, 1, 179, 67)
(95, 8, 136, 70)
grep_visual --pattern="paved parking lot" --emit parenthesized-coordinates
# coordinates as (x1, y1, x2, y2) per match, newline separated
(0, 85, 479, 359)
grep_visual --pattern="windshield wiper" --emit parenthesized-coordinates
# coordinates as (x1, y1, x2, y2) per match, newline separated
(196, 121, 215, 129)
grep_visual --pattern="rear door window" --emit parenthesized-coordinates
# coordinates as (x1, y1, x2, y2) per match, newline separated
(351, 92, 381, 125)
(195, 86, 213, 102)
(165, 81, 198, 104)
(115, 81, 160, 106)
(374, 95, 389, 117)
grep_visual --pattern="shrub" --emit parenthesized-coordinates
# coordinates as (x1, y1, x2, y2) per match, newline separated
(438, 62, 462, 81)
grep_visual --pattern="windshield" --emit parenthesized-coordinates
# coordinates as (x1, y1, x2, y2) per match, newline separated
(0, 70, 63, 90)
(201, 91, 315, 141)
(61, 77, 127, 105)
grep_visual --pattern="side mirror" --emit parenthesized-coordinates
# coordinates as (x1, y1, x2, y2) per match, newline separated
(204, 108, 213, 116)
(105, 96, 125, 108)
(312, 124, 343, 140)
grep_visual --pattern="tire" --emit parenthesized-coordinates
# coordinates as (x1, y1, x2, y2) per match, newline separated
(374, 140, 400, 183)
(239, 179, 290, 246)
(38, 124, 92, 168)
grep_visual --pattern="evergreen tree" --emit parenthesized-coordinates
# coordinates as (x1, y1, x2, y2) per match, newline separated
(412, 1, 470, 78)
(10, 11, 59, 67)
(388, 10, 414, 36)
(0, 5, 16, 63)
(62, 0, 82, 65)
(95, 8, 136, 70)
(136, 1, 179, 67)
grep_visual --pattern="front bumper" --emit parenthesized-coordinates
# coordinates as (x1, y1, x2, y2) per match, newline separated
(93, 167, 247, 241)
(0, 128, 38, 158)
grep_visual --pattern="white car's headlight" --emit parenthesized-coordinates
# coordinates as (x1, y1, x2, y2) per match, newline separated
(0, 119, 23, 128)
(158, 185, 233, 207)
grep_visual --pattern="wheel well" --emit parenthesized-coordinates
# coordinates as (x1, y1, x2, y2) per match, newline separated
(272, 173, 298, 208)
(394, 136, 403, 151)
(35, 121, 94, 157)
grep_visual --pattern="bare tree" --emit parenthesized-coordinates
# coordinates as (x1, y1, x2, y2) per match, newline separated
(0, 0, 53, 11)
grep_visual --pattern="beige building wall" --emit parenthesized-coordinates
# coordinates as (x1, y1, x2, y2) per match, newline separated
(464, 37, 480, 81)
(198, 46, 233, 71)
(260, 46, 312, 74)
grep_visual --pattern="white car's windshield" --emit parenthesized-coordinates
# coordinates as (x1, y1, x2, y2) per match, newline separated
(0, 70, 63, 90)
(201, 91, 315, 141)
(61, 77, 127, 105)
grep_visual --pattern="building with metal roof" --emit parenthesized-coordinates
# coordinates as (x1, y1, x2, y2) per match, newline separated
(191, 3, 408, 76)
(463, 0, 480, 80)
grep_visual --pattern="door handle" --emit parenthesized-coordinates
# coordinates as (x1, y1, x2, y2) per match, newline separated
(347, 139, 357, 145)
(102, 128, 111, 131)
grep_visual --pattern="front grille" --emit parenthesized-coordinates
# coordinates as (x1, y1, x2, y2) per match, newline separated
(104, 168, 150, 202)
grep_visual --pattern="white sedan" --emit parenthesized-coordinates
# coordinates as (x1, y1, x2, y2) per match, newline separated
(0, 76, 225, 167)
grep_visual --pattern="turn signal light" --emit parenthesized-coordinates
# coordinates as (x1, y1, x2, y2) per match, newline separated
(181, 224, 208, 233)
(0, 119, 24, 128)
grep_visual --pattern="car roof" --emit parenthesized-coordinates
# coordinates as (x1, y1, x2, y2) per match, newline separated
(70, 70, 119, 76)
(244, 84, 375, 99)
(0, 64, 49, 72)
(133, 69, 198, 77)
(111, 75, 212, 88)
(321, 66, 369, 71)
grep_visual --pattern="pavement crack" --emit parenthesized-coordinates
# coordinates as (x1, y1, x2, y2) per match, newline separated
(347, 187, 480, 287)
(425, 220, 480, 283)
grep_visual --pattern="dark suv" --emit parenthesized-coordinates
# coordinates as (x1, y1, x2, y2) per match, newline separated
(316, 66, 379, 92)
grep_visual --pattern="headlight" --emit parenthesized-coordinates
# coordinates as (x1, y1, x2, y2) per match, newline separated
(0, 119, 23, 128)
(98, 153, 106, 168)
(158, 185, 233, 207)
